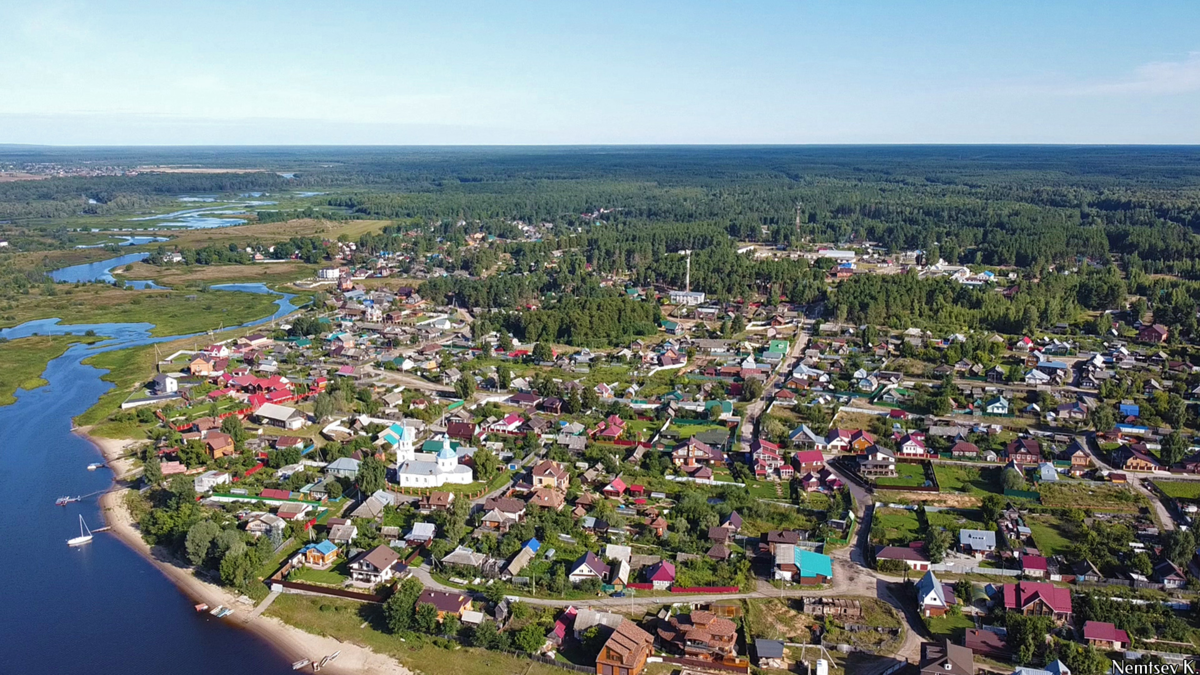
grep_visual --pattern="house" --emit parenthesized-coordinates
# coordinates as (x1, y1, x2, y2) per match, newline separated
(602, 477, 627, 498)
(773, 545, 833, 584)
(672, 437, 724, 468)
(1006, 438, 1041, 465)
(325, 456, 361, 479)
(754, 639, 787, 670)
(301, 540, 340, 568)
(595, 619, 654, 675)
(416, 589, 471, 621)
(859, 447, 897, 478)
(328, 522, 358, 545)
(204, 432, 236, 459)
(531, 460, 569, 490)
(875, 545, 930, 571)
(503, 538, 541, 578)
(1154, 560, 1186, 588)
(919, 639, 973, 675)
(959, 529, 997, 557)
(984, 396, 1010, 415)
(644, 560, 676, 590)
(349, 545, 404, 586)
(447, 421, 477, 442)
(1138, 323, 1168, 344)
(416, 491, 454, 513)
(244, 512, 286, 538)
(1002, 581, 1072, 622)
(915, 570, 955, 617)
(150, 373, 179, 394)
(1113, 444, 1160, 472)
(657, 610, 738, 661)
(950, 441, 979, 458)
(528, 486, 566, 510)
(253, 403, 306, 430)
(1022, 554, 1048, 578)
(792, 449, 825, 474)
(193, 470, 230, 493)
(1083, 621, 1130, 651)
(569, 551, 611, 583)
(897, 434, 927, 457)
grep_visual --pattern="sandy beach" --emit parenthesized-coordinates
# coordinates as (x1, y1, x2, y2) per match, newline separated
(80, 427, 414, 675)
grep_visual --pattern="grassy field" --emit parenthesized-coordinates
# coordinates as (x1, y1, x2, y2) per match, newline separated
(933, 464, 1000, 495)
(1026, 514, 1073, 556)
(875, 462, 928, 488)
(873, 507, 921, 545)
(0, 285, 281, 336)
(164, 217, 392, 248)
(745, 598, 815, 642)
(924, 611, 976, 640)
(116, 260, 319, 288)
(290, 564, 350, 586)
(264, 594, 578, 675)
(1154, 481, 1200, 501)
(1039, 482, 1146, 511)
(0, 335, 103, 406)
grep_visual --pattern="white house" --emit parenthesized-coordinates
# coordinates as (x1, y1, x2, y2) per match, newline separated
(194, 470, 230, 493)
(254, 403, 306, 430)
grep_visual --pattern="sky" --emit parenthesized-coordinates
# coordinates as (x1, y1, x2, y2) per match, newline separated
(2, 0, 1199, 145)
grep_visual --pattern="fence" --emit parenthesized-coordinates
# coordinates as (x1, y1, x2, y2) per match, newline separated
(271, 579, 386, 603)
(670, 586, 741, 594)
(659, 656, 749, 673)
(928, 564, 1020, 577)
(1003, 489, 1042, 502)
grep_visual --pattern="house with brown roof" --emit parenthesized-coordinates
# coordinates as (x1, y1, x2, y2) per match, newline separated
(1138, 323, 1168, 344)
(875, 545, 930, 572)
(656, 610, 738, 661)
(1083, 620, 1130, 651)
(919, 639, 973, 675)
(349, 545, 404, 586)
(418, 491, 455, 512)
(527, 487, 566, 510)
(596, 619, 654, 675)
(1006, 438, 1041, 465)
(416, 589, 471, 621)
(531, 460, 569, 490)
(204, 432, 236, 459)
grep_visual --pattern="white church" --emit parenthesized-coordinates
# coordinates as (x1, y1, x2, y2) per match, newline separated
(387, 423, 474, 488)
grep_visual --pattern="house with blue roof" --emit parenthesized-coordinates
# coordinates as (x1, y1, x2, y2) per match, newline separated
(300, 539, 340, 568)
(773, 544, 832, 584)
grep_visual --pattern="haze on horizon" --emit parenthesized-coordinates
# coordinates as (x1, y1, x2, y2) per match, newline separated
(3, 0, 1199, 146)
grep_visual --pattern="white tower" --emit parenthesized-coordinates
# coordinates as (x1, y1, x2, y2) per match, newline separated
(685, 251, 691, 292)
(393, 424, 416, 464)
(435, 436, 457, 472)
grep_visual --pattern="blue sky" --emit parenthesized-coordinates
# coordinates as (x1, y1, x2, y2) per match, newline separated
(2, 1, 1198, 144)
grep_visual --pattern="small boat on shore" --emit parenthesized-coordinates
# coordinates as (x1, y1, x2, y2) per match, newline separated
(67, 515, 93, 547)
(291, 659, 311, 670)
(210, 605, 226, 616)
(195, 603, 209, 612)
(87, 463, 105, 471)
(216, 608, 234, 618)
(56, 496, 81, 506)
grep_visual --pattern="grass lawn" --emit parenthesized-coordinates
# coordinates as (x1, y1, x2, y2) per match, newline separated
(873, 507, 921, 545)
(934, 464, 1000, 496)
(665, 422, 729, 440)
(1038, 482, 1146, 511)
(875, 462, 929, 488)
(1154, 481, 1200, 501)
(266, 593, 575, 675)
(925, 612, 976, 640)
(1026, 515, 1073, 556)
(117, 260, 318, 288)
(290, 563, 350, 586)
(926, 509, 986, 532)
(0, 334, 103, 406)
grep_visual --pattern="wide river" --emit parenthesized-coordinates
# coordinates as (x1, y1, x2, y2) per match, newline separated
(0, 258, 300, 674)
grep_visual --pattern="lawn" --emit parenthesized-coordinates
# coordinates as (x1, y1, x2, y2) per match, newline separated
(117, 260, 318, 288)
(1154, 481, 1200, 501)
(873, 507, 921, 545)
(1026, 515, 1073, 556)
(874, 462, 929, 488)
(264, 594, 572, 675)
(664, 422, 729, 440)
(926, 509, 986, 533)
(0, 334, 103, 406)
(1038, 482, 1146, 511)
(925, 612, 976, 640)
(934, 464, 1000, 496)
(290, 562, 350, 586)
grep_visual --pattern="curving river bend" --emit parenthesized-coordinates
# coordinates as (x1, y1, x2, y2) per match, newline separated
(0, 257, 299, 674)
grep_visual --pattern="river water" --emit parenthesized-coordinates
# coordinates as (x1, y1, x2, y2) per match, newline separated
(0, 259, 301, 675)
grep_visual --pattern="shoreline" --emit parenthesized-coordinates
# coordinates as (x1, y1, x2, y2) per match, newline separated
(79, 426, 414, 675)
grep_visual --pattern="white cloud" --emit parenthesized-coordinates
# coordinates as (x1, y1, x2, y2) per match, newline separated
(1067, 51, 1200, 95)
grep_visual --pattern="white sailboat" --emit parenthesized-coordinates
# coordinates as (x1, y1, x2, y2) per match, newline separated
(68, 515, 93, 547)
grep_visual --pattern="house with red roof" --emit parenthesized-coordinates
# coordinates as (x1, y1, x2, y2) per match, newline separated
(1083, 621, 1130, 651)
(792, 450, 825, 474)
(603, 477, 627, 498)
(896, 434, 927, 457)
(1002, 581, 1072, 622)
(1022, 555, 1048, 578)
(644, 560, 676, 590)
(591, 414, 627, 440)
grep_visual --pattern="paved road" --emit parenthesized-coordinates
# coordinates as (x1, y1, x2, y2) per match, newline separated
(363, 365, 455, 394)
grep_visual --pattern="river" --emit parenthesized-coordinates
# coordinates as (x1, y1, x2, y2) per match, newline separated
(0, 258, 301, 675)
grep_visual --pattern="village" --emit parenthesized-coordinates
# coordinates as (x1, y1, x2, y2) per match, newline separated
(101, 231, 1200, 675)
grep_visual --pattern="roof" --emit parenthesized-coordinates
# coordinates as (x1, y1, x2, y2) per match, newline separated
(355, 545, 401, 572)
(959, 529, 997, 549)
(571, 551, 610, 578)
(755, 638, 785, 659)
(1083, 620, 1129, 644)
(795, 549, 833, 578)
(1003, 581, 1072, 614)
(599, 619, 653, 667)
(916, 570, 946, 607)
(920, 639, 974, 675)
(417, 589, 469, 614)
(255, 402, 301, 421)
(876, 545, 929, 562)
